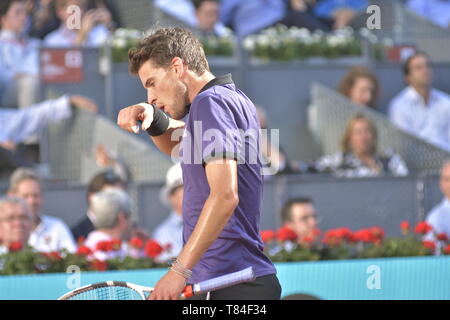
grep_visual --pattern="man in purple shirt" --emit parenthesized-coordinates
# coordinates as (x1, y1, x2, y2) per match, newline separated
(117, 27, 280, 300)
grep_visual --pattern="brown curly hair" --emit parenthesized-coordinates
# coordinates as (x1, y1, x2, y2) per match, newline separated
(128, 27, 209, 76)
(337, 66, 379, 108)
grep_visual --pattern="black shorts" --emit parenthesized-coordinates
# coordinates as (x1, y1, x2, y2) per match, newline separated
(188, 274, 281, 300)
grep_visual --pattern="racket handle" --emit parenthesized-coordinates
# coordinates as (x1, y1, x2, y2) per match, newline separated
(180, 285, 194, 299)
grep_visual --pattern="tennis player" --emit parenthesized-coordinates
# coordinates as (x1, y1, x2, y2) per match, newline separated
(117, 27, 281, 300)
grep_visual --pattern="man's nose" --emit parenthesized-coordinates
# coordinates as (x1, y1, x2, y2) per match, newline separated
(147, 91, 156, 105)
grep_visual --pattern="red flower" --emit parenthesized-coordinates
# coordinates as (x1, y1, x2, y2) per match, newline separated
(400, 221, 410, 232)
(144, 240, 163, 259)
(422, 240, 436, 252)
(96, 241, 113, 252)
(352, 229, 374, 243)
(443, 244, 450, 255)
(129, 237, 144, 249)
(436, 233, 448, 242)
(301, 235, 315, 243)
(91, 260, 108, 272)
(111, 239, 122, 251)
(50, 251, 62, 260)
(8, 242, 23, 252)
(369, 226, 385, 240)
(276, 226, 298, 242)
(76, 245, 93, 256)
(414, 221, 433, 235)
(322, 230, 342, 246)
(336, 228, 353, 241)
(260, 230, 276, 243)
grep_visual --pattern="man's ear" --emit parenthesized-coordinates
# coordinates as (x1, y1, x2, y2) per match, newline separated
(171, 57, 185, 78)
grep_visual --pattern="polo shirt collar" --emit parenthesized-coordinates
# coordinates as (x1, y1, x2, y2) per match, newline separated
(186, 74, 234, 112)
(198, 73, 234, 94)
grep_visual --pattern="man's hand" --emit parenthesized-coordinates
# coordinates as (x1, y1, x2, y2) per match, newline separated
(117, 103, 154, 134)
(332, 9, 356, 30)
(148, 269, 187, 300)
(69, 95, 98, 113)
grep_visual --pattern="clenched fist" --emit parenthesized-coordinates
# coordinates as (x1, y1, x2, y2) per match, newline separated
(117, 103, 154, 134)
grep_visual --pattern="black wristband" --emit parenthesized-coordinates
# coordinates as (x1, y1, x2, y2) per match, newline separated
(146, 105, 170, 136)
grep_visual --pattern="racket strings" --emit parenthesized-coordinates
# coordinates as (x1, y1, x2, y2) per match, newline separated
(67, 286, 144, 300)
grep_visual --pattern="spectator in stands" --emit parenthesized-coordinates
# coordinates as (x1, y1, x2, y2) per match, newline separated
(44, 0, 112, 47)
(94, 144, 132, 184)
(192, 0, 229, 37)
(0, 196, 32, 254)
(220, 0, 329, 37)
(313, 0, 368, 30)
(0, 0, 40, 108)
(407, 0, 450, 29)
(316, 114, 409, 178)
(388, 51, 450, 151)
(152, 163, 184, 262)
(283, 0, 331, 30)
(25, 0, 60, 39)
(7, 168, 77, 252)
(337, 66, 379, 109)
(424, 161, 450, 245)
(154, 0, 229, 37)
(71, 169, 125, 241)
(0, 94, 97, 153)
(85, 0, 121, 29)
(281, 197, 319, 244)
(84, 188, 136, 260)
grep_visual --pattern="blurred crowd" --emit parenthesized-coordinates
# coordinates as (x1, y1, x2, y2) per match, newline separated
(1, 0, 450, 259)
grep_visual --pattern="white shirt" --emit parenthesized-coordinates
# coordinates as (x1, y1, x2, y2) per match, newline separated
(0, 30, 40, 83)
(388, 86, 450, 151)
(28, 215, 77, 253)
(426, 198, 450, 240)
(0, 245, 7, 255)
(84, 230, 131, 261)
(44, 25, 110, 47)
(0, 95, 72, 144)
(152, 212, 183, 262)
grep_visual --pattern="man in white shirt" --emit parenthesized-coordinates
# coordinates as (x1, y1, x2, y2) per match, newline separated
(388, 51, 450, 151)
(7, 167, 76, 253)
(44, 0, 111, 47)
(0, 196, 32, 254)
(84, 188, 135, 261)
(425, 162, 450, 244)
(152, 163, 184, 262)
(0, 0, 40, 108)
(0, 94, 97, 152)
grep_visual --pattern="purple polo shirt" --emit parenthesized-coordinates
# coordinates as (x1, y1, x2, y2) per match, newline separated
(179, 74, 276, 283)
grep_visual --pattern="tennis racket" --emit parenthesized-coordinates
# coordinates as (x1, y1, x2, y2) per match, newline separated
(58, 266, 255, 300)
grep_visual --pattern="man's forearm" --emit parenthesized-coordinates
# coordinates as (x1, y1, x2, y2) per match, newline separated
(175, 192, 238, 271)
(151, 118, 185, 156)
